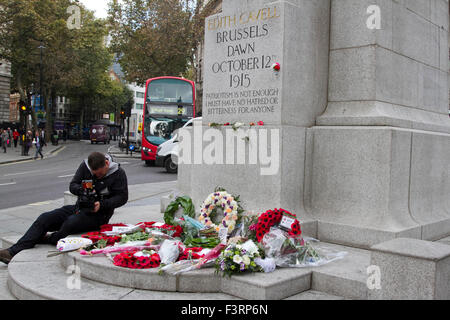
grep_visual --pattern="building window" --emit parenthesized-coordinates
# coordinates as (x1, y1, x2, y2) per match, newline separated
(135, 103, 144, 110)
(136, 92, 145, 99)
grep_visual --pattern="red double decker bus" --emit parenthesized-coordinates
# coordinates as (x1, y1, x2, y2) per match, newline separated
(141, 76, 196, 165)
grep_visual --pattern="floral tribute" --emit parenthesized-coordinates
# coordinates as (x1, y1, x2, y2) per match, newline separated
(198, 188, 243, 234)
(140, 221, 183, 238)
(215, 241, 263, 277)
(255, 209, 302, 242)
(178, 247, 205, 261)
(73, 192, 346, 273)
(113, 250, 161, 269)
(81, 223, 128, 246)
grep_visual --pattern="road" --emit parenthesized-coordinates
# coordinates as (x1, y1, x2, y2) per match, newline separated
(0, 141, 176, 210)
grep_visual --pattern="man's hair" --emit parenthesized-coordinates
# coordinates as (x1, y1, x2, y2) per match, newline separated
(88, 152, 107, 171)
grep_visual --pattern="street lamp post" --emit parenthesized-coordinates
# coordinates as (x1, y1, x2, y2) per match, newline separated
(38, 42, 46, 140)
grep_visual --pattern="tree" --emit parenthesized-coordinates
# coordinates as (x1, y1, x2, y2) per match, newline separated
(107, 0, 207, 85)
(0, 0, 122, 139)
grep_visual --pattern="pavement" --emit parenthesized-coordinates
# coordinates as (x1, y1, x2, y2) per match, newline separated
(0, 180, 178, 300)
(0, 140, 176, 209)
(0, 141, 69, 165)
(107, 144, 141, 159)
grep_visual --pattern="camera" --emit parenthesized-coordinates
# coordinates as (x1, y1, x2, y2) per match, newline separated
(78, 180, 98, 213)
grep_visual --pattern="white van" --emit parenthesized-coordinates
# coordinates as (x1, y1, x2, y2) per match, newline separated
(155, 117, 202, 173)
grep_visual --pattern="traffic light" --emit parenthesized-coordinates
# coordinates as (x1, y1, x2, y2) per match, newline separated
(19, 100, 32, 115)
(120, 109, 126, 119)
(19, 100, 27, 113)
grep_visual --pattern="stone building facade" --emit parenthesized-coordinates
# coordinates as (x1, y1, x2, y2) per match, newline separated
(0, 60, 11, 124)
(195, 0, 222, 116)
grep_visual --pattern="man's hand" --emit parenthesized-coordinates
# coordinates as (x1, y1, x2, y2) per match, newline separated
(93, 201, 101, 213)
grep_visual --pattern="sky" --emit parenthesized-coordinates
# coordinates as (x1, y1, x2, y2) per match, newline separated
(79, 0, 110, 19)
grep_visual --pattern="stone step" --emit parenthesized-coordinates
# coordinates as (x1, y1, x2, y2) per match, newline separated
(61, 250, 312, 300)
(0, 265, 16, 300)
(308, 242, 370, 300)
(60, 240, 369, 300)
(2, 236, 369, 300)
(6, 245, 340, 301)
(284, 290, 346, 300)
(1, 235, 20, 249)
(437, 236, 450, 246)
(7, 245, 239, 300)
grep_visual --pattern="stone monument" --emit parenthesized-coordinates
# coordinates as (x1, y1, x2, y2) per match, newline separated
(178, 0, 450, 249)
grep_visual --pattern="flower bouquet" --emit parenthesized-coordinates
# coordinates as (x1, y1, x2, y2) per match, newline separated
(215, 240, 263, 277)
(113, 250, 161, 269)
(255, 208, 301, 242)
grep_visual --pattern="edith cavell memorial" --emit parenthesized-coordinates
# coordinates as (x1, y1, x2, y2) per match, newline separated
(177, 0, 450, 298)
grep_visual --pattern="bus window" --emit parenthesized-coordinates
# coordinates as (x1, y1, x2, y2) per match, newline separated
(147, 78, 193, 104)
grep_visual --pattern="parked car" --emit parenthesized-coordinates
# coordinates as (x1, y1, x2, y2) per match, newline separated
(155, 117, 201, 173)
(90, 124, 110, 144)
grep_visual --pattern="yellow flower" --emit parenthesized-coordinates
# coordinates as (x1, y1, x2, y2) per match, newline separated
(226, 208, 232, 214)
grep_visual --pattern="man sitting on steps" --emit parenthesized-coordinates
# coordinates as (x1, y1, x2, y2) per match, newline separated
(0, 152, 128, 265)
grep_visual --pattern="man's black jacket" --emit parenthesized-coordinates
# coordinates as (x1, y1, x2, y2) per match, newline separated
(69, 156, 128, 222)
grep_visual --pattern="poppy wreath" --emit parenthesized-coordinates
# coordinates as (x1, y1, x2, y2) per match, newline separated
(81, 223, 128, 246)
(81, 232, 122, 246)
(255, 209, 302, 242)
(100, 223, 128, 233)
(113, 250, 161, 269)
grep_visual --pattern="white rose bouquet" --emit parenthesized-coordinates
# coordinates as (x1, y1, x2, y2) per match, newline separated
(215, 240, 263, 277)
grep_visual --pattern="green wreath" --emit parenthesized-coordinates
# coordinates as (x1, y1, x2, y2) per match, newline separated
(164, 196, 195, 226)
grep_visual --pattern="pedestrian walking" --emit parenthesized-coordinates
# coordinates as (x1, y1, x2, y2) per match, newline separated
(24, 130, 32, 156)
(34, 130, 44, 160)
(7, 128, 12, 148)
(1, 129, 8, 153)
(13, 129, 19, 148)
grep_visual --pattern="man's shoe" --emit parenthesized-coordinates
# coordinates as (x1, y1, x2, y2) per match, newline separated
(0, 249, 13, 265)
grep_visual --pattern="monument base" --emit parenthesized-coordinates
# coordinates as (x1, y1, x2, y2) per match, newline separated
(178, 124, 318, 237)
(306, 126, 450, 248)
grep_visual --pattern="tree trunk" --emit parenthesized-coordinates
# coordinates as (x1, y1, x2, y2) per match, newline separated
(79, 98, 85, 140)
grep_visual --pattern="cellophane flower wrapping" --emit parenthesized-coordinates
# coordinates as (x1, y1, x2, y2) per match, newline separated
(160, 244, 225, 275)
(260, 227, 347, 268)
(158, 240, 185, 265)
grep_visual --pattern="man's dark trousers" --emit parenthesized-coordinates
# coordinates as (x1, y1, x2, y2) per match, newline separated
(8, 205, 106, 256)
